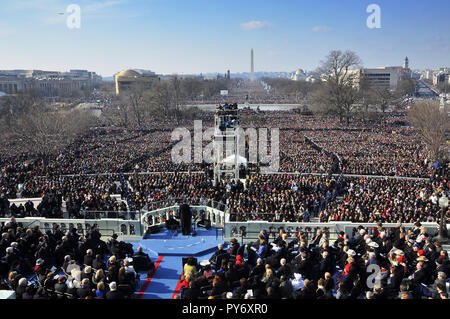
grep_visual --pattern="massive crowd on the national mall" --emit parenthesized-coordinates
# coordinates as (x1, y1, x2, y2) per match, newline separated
(0, 109, 449, 299)
(1, 110, 448, 222)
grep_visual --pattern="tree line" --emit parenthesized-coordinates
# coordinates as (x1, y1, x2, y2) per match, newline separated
(0, 90, 97, 171)
(308, 50, 417, 124)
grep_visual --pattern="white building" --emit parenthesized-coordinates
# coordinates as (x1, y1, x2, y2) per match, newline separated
(361, 67, 403, 89)
(305, 75, 318, 83)
(433, 72, 450, 86)
(291, 69, 307, 81)
(425, 70, 434, 81)
(341, 67, 403, 90)
(0, 69, 102, 95)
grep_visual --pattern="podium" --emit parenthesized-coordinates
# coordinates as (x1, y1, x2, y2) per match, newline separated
(179, 204, 192, 235)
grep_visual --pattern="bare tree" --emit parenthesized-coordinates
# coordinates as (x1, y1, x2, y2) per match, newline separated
(312, 50, 362, 125)
(396, 78, 416, 97)
(357, 77, 377, 121)
(106, 81, 154, 128)
(372, 86, 396, 113)
(408, 100, 449, 162)
(12, 103, 96, 172)
(181, 77, 203, 100)
(0, 90, 40, 128)
(115, 98, 130, 127)
(143, 76, 189, 124)
(148, 80, 172, 118)
(262, 77, 321, 103)
(99, 95, 130, 127)
(170, 75, 186, 124)
(125, 82, 147, 129)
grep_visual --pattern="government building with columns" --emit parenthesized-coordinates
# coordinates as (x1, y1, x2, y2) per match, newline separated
(0, 69, 102, 96)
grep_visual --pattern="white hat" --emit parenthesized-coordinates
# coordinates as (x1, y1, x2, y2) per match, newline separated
(347, 249, 356, 256)
(19, 278, 28, 287)
(394, 249, 404, 256)
(109, 281, 117, 291)
(36, 258, 44, 265)
(226, 292, 233, 299)
(368, 242, 379, 248)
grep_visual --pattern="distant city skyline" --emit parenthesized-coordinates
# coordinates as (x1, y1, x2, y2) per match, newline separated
(0, 0, 449, 77)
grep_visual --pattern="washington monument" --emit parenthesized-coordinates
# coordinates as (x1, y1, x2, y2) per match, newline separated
(250, 48, 255, 81)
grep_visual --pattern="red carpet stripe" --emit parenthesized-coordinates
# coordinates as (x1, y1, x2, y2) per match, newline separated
(136, 255, 164, 299)
(171, 271, 184, 299)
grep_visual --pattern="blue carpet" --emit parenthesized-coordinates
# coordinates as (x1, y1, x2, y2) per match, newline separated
(132, 227, 226, 299)
(133, 228, 224, 257)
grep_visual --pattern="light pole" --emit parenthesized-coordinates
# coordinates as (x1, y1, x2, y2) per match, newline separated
(434, 194, 449, 244)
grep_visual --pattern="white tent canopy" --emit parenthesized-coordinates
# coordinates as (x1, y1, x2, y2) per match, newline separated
(222, 154, 247, 167)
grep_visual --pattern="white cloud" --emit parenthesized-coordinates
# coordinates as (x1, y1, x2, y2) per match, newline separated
(240, 20, 272, 31)
(312, 25, 333, 32)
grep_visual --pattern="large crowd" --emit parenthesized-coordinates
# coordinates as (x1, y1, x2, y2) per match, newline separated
(0, 102, 449, 300)
(178, 222, 450, 299)
(0, 109, 448, 224)
(3, 167, 446, 225)
(0, 217, 155, 299)
(319, 177, 448, 223)
(307, 128, 432, 177)
(2, 110, 444, 180)
(126, 173, 342, 222)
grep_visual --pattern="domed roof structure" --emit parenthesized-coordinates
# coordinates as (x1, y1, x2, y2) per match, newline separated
(292, 69, 306, 81)
(114, 69, 158, 95)
(116, 69, 140, 78)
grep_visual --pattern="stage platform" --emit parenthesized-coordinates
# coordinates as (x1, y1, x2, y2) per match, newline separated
(128, 226, 228, 299)
(133, 227, 225, 257)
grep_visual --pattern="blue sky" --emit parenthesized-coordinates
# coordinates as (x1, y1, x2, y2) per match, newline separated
(0, 0, 449, 77)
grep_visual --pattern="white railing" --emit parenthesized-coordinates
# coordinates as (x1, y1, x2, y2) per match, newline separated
(140, 205, 227, 229)
(223, 221, 443, 243)
(0, 217, 142, 237)
(2, 199, 446, 244)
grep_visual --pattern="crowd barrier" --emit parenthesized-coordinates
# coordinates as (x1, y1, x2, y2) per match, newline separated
(8, 198, 43, 208)
(0, 217, 142, 238)
(223, 221, 445, 244)
(257, 171, 430, 181)
(3, 207, 446, 247)
(2, 200, 447, 245)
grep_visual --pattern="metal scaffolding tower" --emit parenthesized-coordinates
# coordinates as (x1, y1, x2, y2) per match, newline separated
(213, 104, 240, 186)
